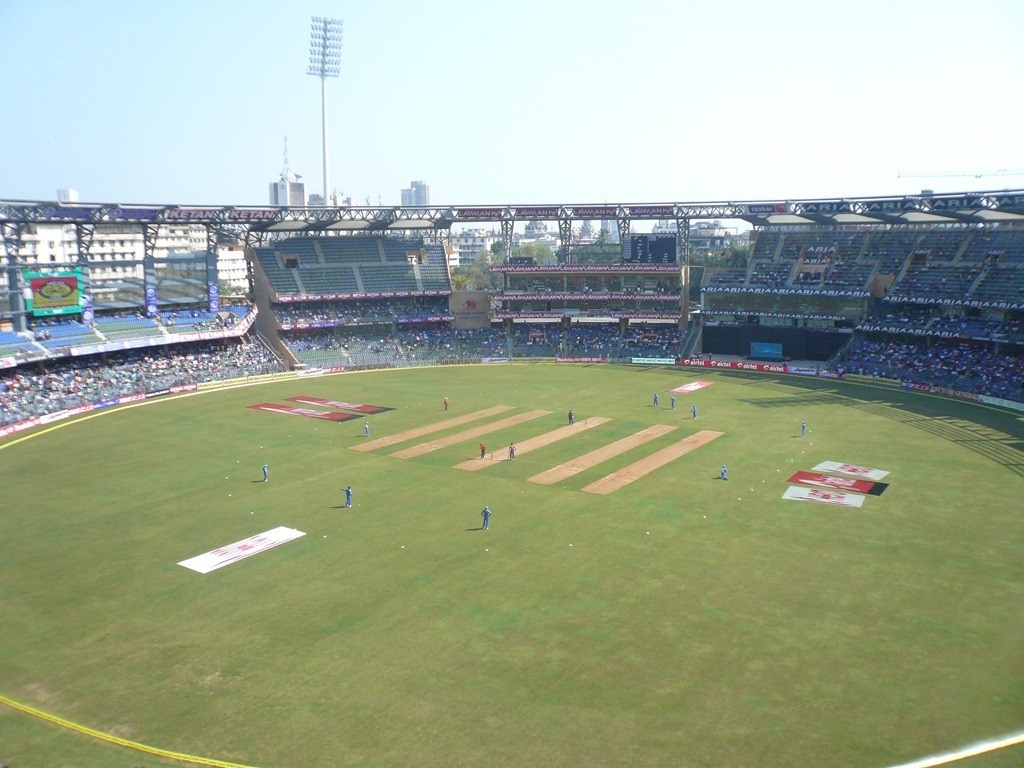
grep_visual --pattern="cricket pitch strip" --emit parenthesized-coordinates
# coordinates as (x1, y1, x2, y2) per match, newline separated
(454, 417, 612, 471)
(527, 424, 677, 485)
(389, 410, 551, 459)
(351, 406, 514, 451)
(581, 429, 724, 494)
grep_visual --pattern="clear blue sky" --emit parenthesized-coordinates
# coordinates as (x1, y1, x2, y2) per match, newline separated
(1, 0, 1022, 206)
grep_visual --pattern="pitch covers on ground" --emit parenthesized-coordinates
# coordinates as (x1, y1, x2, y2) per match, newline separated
(782, 486, 866, 508)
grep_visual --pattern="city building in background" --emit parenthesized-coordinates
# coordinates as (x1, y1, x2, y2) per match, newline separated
(519, 220, 558, 254)
(0, 190, 245, 314)
(652, 219, 741, 251)
(269, 178, 306, 207)
(269, 137, 306, 207)
(600, 217, 619, 243)
(308, 191, 353, 207)
(401, 180, 430, 207)
(449, 228, 500, 268)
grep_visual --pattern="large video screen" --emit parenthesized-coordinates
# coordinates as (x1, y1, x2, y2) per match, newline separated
(24, 269, 83, 317)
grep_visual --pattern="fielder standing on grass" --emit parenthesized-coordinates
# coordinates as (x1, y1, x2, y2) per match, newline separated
(802, 420, 807, 438)
(481, 505, 492, 530)
(444, 397, 449, 411)
(568, 409, 575, 425)
(262, 464, 268, 482)
(364, 420, 370, 438)
(653, 392, 659, 407)
(692, 404, 698, 419)
(345, 486, 353, 508)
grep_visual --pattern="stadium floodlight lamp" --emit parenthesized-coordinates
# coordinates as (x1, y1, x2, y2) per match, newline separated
(307, 16, 343, 205)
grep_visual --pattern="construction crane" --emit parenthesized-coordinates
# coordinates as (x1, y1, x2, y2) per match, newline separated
(897, 168, 1024, 179)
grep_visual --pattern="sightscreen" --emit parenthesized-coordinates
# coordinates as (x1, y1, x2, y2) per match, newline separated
(750, 341, 784, 360)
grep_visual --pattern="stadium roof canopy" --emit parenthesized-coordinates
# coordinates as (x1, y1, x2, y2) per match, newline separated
(2, 190, 1024, 232)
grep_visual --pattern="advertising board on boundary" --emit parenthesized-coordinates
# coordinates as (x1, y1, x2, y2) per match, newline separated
(631, 357, 676, 365)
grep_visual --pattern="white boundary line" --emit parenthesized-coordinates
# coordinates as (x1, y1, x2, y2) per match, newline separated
(885, 730, 1024, 768)
(0, 362, 482, 453)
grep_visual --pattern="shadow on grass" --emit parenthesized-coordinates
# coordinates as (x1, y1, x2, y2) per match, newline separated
(740, 375, 1024, 478)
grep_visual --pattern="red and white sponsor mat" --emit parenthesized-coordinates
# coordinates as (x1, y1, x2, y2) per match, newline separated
(813, 461, 889, 481)
(787, 471, 882, 495)
(671, 381, 713, 393)
(247, 403, 357, 422)
(285, 396, 391, 414)
(782, 486, 865, 508)
(178, 526, 306, 573)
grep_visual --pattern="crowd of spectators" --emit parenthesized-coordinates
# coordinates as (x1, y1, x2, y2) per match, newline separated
(400, 328, 457, 361)
(285, 327, 468, 365)
(505, 324, 683, 358)
(282, 329, 341, 352)
(503, 277, 677, 295)
(888, 263, 982, 301)
(562, 326, 620, 356)
(0, 337, 281, 427)
(862, 308, 1024, 343)
(620, 325, 684, 357)
(274, 297, 451, 327)
(509, 326, 561, 356)
(843, 338, 1024, 401)
(454, 328, 509, 358)
(159, 308, 239, 331)
(285, 327, 511, 362)
(746, 261, 793, 289)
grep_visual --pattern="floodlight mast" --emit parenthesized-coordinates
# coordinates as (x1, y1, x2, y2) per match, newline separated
(308, 16, 342, 205)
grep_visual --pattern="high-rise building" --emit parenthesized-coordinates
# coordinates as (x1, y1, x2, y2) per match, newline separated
(401, 180, 430, 207)
(270, 137, 306, 206)
(269, 179, 306, 207)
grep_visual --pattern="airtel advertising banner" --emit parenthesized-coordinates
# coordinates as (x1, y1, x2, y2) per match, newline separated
(680, 359, 788, 374)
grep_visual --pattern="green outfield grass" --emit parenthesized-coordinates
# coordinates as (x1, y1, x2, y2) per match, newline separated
(1, 363, 1022, 768)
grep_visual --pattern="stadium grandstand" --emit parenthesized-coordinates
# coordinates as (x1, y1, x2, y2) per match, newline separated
(2, 190, 1023, 431)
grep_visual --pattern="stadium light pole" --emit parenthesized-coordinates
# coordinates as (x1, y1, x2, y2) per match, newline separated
(308, 16, 342, 206)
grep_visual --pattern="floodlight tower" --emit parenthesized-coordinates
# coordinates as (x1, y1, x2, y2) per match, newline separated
(308, 16, 342, 205)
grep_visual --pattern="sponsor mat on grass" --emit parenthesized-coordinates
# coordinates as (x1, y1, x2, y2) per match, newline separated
(284, 396, 392, 414)
(671, 381, 713, 393)
(787, 471, 887, 495)
(813, 461, 890, 481)
(782, 486, 865, 508)
(178, 526, 306, 574)
(247, 403, 358, 422)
